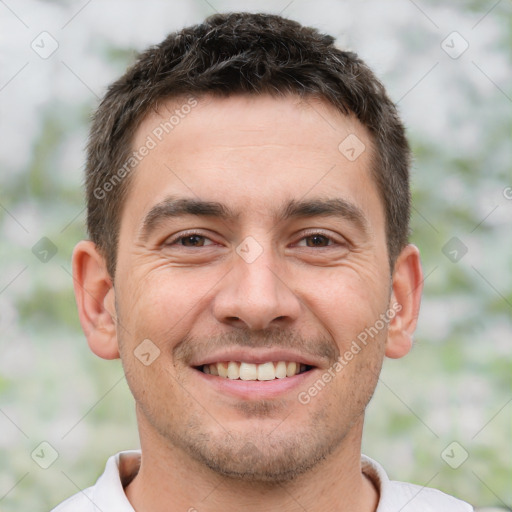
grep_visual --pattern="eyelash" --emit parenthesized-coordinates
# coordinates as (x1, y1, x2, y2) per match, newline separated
(164, 230, 344, 248)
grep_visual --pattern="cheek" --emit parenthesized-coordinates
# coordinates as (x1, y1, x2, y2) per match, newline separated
(301, 268, 389, 343)
(114, 272, 196, 418)
(116, 265, 217, 349)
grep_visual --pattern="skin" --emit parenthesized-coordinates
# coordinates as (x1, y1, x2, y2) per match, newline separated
(73, 94, 423, 512)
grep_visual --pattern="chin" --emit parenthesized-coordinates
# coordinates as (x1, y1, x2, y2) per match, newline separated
(176, 424, 343, 484)
(200, 445, 327, 483)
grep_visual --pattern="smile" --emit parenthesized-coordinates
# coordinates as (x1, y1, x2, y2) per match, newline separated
(199, 361, 312, 381)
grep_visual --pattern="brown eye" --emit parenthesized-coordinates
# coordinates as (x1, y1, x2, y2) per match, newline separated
(296, 233, 337, 248)
(165, 232, 216, 247)
(304, 234, 332, 247)
(180, 235, 205, 247)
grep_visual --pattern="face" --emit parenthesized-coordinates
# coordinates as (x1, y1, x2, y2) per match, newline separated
(113, 94, 393, 481)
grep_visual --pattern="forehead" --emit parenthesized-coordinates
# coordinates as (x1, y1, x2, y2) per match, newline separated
(135, 94, 371, 161)
(123, 94, 383, 231)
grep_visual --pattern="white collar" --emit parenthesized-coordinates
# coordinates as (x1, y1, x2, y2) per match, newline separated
(53, 450, 472, 511)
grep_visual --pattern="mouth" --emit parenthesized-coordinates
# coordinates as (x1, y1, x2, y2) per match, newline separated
(196, 361, 313, 381)
(190, 349, 324, 400)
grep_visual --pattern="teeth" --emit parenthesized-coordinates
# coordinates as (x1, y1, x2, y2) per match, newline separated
(239, 362, 258, 380)
(257, 362, 276, 381)
(275, 361, 287, 379)
(286, 362, 297, 377)
(227, 361, 240, 380)
(202, 361, 309, 381)
(217, 362, 228, 378)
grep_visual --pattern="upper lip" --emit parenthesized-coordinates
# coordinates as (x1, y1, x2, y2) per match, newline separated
(190, 348, 324, 368)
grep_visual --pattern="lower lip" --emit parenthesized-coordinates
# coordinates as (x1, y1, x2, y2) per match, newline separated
(194, 368, 317, 400)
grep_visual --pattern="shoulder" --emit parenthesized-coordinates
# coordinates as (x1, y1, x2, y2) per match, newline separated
(387, 479, 474, 511)
(49, 450, 141, 511)
(361, 454, 473, 512)
(49, 486, 95, 511)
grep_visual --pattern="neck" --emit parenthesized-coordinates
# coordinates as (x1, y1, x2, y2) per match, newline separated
(125, 415, 379, 512)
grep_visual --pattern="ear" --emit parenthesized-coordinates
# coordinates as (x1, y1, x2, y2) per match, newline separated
(385, 244, 423, 359)
(72, 240, 119, 359)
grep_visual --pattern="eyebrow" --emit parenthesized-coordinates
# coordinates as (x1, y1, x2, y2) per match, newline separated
(138, 195, 369, 241)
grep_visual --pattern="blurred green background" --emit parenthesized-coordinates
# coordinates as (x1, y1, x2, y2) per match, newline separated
(0, 0, 510, 510)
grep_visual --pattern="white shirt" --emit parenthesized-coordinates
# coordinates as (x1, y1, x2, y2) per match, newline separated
(51, 450, 473, 511)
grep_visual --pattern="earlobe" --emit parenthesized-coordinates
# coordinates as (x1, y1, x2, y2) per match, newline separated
(72, 240, 120, 360)
(385, 244, 423, 359)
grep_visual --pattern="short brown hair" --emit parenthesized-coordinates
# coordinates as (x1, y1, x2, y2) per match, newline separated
(86, 12, 411, 278)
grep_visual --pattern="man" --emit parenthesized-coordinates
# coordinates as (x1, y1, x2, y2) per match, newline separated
(53, 12, 473, 511)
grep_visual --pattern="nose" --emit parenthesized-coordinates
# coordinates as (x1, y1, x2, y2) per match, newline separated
(212, 245, 302, 331)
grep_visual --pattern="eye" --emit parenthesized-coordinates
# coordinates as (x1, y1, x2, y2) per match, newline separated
(295, 232, 341, 248)
(298, 234, 332, 248)
(163, 230, 344, 249)
(164, 231, 216, 247)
